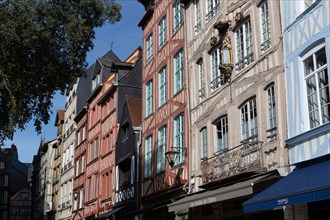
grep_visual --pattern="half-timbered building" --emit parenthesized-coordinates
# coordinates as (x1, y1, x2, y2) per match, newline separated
(138, 0, 190, 219)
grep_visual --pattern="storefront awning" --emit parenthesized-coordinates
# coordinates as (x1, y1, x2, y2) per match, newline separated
(243, 159, 330, 213)
(168, 173, 272, 212)
(95, 206, 125, 219)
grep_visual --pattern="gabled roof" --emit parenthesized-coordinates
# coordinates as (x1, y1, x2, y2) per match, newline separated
(54, 109, 65, 126)
(126, 96, 141, 127)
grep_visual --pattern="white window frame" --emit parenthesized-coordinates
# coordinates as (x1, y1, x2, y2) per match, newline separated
(302, 43, 329, 129)
(195, 0, 201, 33)
(145, 80, 153, 117)
(174, 49, 184, 94)
(200, 128, 208, 160)
(206, 0, 219, 21)
(214, 116, 228, 154)
(158, 67, 167, 107)
(235, 19, 254, 71)
(198, 59, 205, 99)
(173, 0, 183, 33)
(259, 1, 271, 52)
(146, 34, 153, 63)
(210, 47, 224, 91)
(144, 136, 153, 178)
(266, 84, 277, 141)
(174, 113, 185, 165)
(157, 126, 167, 173)
(158, 17, 166, 49)
(240, 99, 258, 143)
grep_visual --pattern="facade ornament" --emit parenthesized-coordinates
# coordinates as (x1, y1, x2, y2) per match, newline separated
(210, 36, 218, 47)
(235, 12, 244, 22)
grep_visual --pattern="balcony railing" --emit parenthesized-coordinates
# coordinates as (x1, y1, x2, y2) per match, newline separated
(201, 142, 265, 184)
(115, 184, 134, 204)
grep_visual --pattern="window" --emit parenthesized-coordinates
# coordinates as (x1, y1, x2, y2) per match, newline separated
(81, 155, 85, 173)
(198, 59, 205, 99)
(158, 17, 166, 49)
(195, 0, 201, 33)
(146, 34, 153, 63)
(206, 0, 219, 21)
(79, 190, 83, 209)
(241, 99, 258, 143)
(146, 80, 153, 116)
(144, 136, 152, 178)
(174, 49, 184, 94)
(200, 128, 208, 160)
(174, 113, 185, 165)
(87, 177, 92, 201)
(210, 47, 225, 90)
(158, 67, 167, 107)
(77, 130, 81, 146)
(0, 162, 4, 169)
(173, 0, 183, 33)
(89, 138, 99, 162)
(82, 125, 86, 141)
(302, 45, 329, 128)
(94, 174, 98, 198)
(266, 85, 277, 141)
(214, 116, 228, 153)
(76, 159, 79, 176)
(92, 72, 101, 91)
(157, 126, 167, 173)
(259, 1, 271, 51)
(235, 19, 254, 71)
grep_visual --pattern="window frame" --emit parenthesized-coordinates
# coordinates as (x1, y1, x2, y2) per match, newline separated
(174, 49, 184, 94)
(195, 0, 201, 33)
(206, 0, 220, 22)
(144, 135, 153, 178)
(198, 59, 205, 99)
(240, 98, 258, 143)
(173, 0, 183, 33)
(265, 84, 277, 141)
(259, 0, 271, 52)
(158, 17, 167, 50)
(145, 80, 153, 117)
(301, 43, 329, 129)
(200, 127, 208, 160)
(173, 113, 185, 165)
(146, 34, 153, 63)
(214, 116, 228, 154)
(157, 126, 167, 173)
(158, 66, 167, 107)
(235, 19, 254, 71)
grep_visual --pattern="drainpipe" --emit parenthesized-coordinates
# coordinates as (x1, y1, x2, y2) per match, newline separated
(134, 126, 142, 220)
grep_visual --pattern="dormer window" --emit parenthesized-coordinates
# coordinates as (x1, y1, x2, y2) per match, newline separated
(92, 72, 101, 91)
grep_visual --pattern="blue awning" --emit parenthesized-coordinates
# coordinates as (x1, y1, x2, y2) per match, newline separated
(243, 159, 330, 213)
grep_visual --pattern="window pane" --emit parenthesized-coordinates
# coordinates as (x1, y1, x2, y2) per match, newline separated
(315, 48, 326, 68)
(304, 55, 314, 76)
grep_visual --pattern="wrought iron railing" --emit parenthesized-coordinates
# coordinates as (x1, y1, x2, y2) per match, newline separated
(201, 142, 265, 184)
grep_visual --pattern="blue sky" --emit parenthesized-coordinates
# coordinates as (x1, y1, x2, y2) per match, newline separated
(3, 0, 144, 163)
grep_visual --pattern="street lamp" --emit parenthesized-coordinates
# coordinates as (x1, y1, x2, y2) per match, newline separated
(165, 147, 187, 168)
(165, 149, 179, 168)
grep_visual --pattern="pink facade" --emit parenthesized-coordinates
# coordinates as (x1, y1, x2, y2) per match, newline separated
(139, 0, 189, 208)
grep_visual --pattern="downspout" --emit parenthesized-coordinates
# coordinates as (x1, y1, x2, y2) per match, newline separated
(134, 126, 142, 220)
(182, 1, 193, 195)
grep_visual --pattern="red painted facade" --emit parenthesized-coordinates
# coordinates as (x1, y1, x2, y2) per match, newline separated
(139, 0, 189, 203)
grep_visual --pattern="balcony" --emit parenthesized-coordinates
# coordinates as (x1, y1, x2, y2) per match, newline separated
(115, 184, 134, 204)
(201, 142, 265, 184)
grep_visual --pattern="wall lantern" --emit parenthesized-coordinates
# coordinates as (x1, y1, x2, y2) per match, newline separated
(165, 147, 186, 168)
(73, 191, 79, 200)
